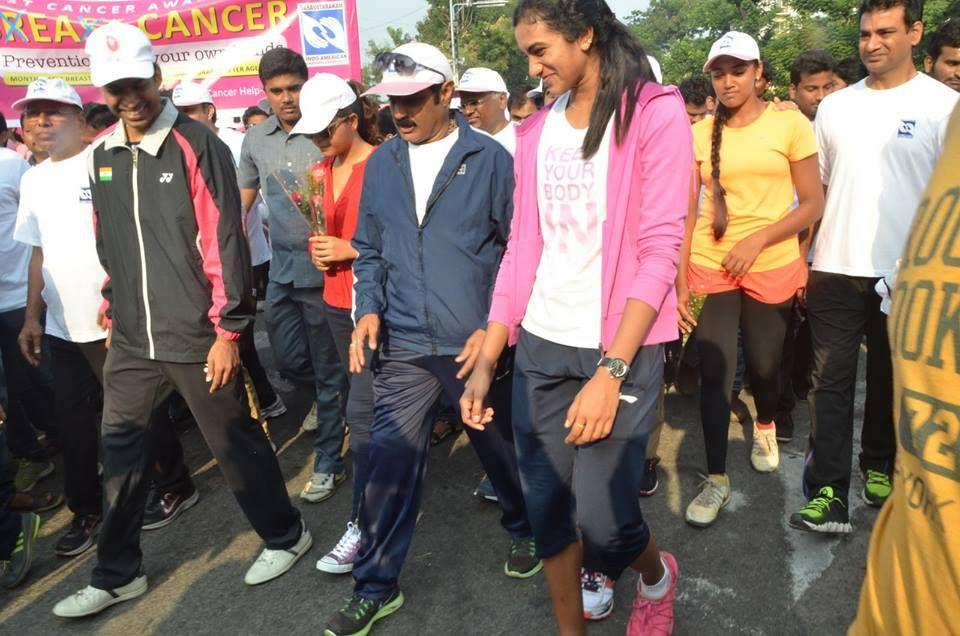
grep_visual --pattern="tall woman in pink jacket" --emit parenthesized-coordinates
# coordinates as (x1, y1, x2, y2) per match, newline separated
(460, 1, 692, 634)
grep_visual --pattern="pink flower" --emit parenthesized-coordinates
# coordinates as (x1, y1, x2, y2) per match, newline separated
(311, 194, 322, 208)
(291, 191, 303, 205)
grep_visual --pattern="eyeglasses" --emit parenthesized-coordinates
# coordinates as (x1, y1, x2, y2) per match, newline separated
(311, 114, 351, 143)
(375, 52, 446, 82)
(459, 94, 492, 112)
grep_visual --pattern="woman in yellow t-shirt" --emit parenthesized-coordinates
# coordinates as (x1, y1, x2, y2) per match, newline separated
(678, 32, 824, 528)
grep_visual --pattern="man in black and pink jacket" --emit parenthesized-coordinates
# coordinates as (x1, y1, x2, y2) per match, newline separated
(52, 23, 311, 619)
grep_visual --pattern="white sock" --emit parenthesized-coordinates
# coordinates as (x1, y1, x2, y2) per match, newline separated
(640, 557, 672, 600)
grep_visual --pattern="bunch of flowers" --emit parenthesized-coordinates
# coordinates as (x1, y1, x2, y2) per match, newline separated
(279, 162, 327, 235)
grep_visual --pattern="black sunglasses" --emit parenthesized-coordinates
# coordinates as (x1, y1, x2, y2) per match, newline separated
(374, 52, 446, 82)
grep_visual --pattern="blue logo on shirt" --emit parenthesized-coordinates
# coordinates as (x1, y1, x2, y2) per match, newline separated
(898, 120, 917, 138)
(79, 187, 92, 202)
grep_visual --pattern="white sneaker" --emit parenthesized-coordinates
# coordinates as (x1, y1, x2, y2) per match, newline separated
(244, 520, 313, 585)
(300, 471, 346, 503)
(316, 521, 362, 574)
(581, 569, 615, 620)
(52, 575, 148, 618)
(750, 424, 780, 472)
(301, 403, 318, 431)
(260, 396, 287, 420)
(685, 474, 731, 527)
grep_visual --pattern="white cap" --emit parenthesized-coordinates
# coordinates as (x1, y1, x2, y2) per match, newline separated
(291, 73, 358, 135)
(172, 82, 213, 107)
(703, 31, 760, 72)
(12, 77, 82, 112)
(85, 22, 156, 88)
(364, 42, 453, 97)
(455, 67, 508, 96)
(527, 80, 543, 98)
(450, 96, 461, 110)
(647, 56, 663, 83)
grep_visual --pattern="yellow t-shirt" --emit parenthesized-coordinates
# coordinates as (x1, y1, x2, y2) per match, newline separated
(849, 103, 960, 636)
(691, 105, 818, 272)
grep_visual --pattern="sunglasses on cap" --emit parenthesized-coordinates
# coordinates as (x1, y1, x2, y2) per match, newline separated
(374, 52, 446, 82)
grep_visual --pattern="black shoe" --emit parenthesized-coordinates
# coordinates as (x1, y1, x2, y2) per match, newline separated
(504, 536, 542, 579)
(639, 457, 660, 497)
(323, 590, 405, 636)
(775, 410, 794, 443)
(730, 392, 753, 426)
(142, 486, 200, 531)
(55, 514, 100, 557)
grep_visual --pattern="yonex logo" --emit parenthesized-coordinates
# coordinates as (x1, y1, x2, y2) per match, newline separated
(159, 173, 173, 183)
(898, 120, 916, 139)
(79, 187, 92, 202)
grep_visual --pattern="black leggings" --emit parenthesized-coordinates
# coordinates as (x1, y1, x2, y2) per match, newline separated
(697, 289, 792, 474)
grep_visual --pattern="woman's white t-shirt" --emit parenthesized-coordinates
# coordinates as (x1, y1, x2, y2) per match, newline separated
(14, 148, 109, 343)
(522, 91, 610, 349)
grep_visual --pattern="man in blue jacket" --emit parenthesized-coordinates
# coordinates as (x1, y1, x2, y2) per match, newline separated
(323, 43, 538, 636)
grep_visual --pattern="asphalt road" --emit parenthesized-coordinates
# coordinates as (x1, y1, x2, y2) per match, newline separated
(0, 328, 874, 636)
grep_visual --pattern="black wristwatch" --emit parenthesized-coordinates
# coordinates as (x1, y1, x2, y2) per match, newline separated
(597, 357, 630, 380)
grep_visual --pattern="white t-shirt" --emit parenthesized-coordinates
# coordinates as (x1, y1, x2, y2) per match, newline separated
(522, 91, 610, 349)
(813, 74, 959, 277)
(14, 148, 109, 342)
(488, 121, 517, 156)
(219, 127, 271, 266)
(0, 148, 30, 313)
(408, 129, 459, 225)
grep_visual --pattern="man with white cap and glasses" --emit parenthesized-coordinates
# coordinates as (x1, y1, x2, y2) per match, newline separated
(52, 22, 311, 618)
(322, 42, 538, 636)
(457, 66, 517, 155)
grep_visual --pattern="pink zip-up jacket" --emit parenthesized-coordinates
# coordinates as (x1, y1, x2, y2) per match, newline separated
(488, 82, 693, 350)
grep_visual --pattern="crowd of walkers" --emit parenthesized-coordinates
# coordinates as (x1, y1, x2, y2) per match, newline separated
(0, 0, 958, 634)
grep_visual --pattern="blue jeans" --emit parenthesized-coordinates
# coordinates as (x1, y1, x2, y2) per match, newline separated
(0, 360, 22, 559)
(265, 282, 347, 474)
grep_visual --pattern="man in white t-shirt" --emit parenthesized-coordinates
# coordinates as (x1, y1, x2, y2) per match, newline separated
(172, 82, 285, 420)
(455, 67, 517, 156)
(13, 78, 196, 558)
(791, 0, 959, 535)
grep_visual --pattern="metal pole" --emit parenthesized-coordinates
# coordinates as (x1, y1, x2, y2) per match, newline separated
(449, 0, 458, 81)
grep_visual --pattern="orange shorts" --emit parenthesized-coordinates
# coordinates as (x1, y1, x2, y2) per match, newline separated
(687, 258, 808, 305)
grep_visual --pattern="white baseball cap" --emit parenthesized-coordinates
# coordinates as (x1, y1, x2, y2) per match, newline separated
(85, 22, 156, 88)
(172, 82, 213, 107)
(455, 67, 508, 96)
(647, 56, 663, 83)
(703, 31, 760, 72)
(527, 80, 544, 98)
(363, 42, 453, 97)
(12, 77, 82, 112)
(291, 73, 358, 135)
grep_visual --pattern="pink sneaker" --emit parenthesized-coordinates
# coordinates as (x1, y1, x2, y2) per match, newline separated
(626, 551, 679, 636)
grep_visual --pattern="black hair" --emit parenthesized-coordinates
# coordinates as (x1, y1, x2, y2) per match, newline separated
(514, 0, 655, 159)
(790, 50, 838, 85)
(858, 0, 923, 28)
(377, 106, 398, 138)
(242, 105, 268, 127)
(508, 84, 545, 111)
(0, 116, 6, 135)
(708, 57, 760, 240)
(84, 103, 119, 131)
(678, 76, 714, 106)
(835, 56, 867, 85)
(258, 47, 308, 84)
(341, 80, 381, 145)
(759, 58, 774, 82)
(929, 19, 960, 62)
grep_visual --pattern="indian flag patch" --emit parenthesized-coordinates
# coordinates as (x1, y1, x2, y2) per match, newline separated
(98, 167, 113, 182)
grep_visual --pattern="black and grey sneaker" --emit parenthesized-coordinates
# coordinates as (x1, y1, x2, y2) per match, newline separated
(504, 537, 542, 579)
(55, 514, 101, 557)
(775, 410, 794, 443)
(323, 589, 404, 636)
(142, 487, 200, 530)
(788, 486, 852, 534)
(639, 457, 660, 497)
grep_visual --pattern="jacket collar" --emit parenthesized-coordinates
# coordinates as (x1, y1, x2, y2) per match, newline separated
(388, 112, 484, 161)
(103, 99, 179, 156)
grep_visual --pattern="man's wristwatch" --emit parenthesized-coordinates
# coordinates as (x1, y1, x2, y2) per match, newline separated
(597, 357, 630, 380)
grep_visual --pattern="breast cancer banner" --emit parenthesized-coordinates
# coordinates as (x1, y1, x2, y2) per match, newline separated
(0, 0, 361, 109)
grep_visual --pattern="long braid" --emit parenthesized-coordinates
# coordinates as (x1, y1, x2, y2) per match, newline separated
(710, 103, 730, 240)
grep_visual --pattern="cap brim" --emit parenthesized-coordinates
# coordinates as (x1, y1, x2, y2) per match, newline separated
(91, 60, 155, 88)
(362, 80, 440, 97)
(703, 53, 757, 72)
(11, 95, 82, 112)
(454, 87, 504, 97)
(291, 114, 337, 136)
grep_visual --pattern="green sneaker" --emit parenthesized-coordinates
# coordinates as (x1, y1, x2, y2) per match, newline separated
(789, 486, 853, 534)
(504, 536, 542, 579)
(14, 459, 54, 493)
(323, 590, 404, 636)
(2, 513, 41, 588)
(862, 469, 892, 508)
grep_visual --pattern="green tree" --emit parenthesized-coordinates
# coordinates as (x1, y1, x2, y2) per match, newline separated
(363, 26, 414, 86)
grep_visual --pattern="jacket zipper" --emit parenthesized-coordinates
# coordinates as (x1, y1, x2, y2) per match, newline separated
(130, 147, 156, 359)
(419, 159, 462, 356)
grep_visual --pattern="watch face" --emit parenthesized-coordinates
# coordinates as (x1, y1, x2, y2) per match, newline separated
(612, 360, 629, 378)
